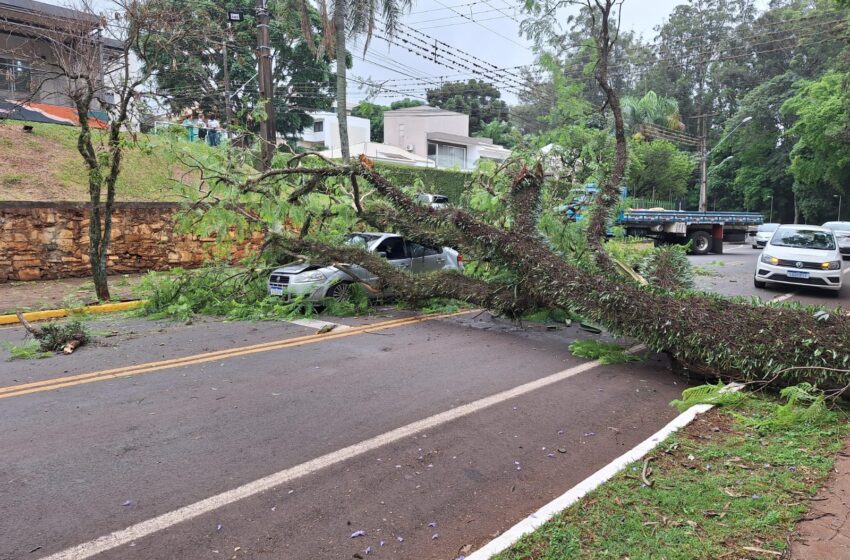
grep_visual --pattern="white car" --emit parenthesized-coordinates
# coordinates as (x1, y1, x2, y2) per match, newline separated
(822, 221, 850, 260)
(752, 223, 779, 249)
(415, 193, 450, 209)
(754, 225, 843, 293)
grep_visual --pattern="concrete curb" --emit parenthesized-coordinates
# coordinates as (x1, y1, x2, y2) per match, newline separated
(465, 383, 744, 560)
(0, 300, 146, 325)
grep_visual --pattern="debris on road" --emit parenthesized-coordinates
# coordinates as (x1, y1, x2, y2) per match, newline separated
(350, 530, 366, 538)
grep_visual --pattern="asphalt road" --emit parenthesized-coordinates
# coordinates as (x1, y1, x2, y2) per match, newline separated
(689, 243, 850, 309)
(0, 310, 685, 560)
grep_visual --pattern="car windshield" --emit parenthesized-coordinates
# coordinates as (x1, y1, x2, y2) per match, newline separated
(770, 228, 836, 250)
(344, 233, 381, 248)
(823, 222, 850, 232)
(757, 223, 779, 232)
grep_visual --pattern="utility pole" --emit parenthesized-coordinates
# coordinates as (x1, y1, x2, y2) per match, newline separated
(698, 135, 708, 212)
(255, 0, 276, 168)
(223, 36, 231, 140)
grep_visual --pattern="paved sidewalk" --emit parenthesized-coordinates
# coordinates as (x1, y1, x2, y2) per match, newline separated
(0, 274, 145, 314)
(790, 439, 850, 559)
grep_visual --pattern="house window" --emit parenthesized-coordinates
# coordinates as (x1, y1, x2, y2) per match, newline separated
(313, 120, 324, 133)
(427, 142, 467, 169)
(0, 58, 30, 93)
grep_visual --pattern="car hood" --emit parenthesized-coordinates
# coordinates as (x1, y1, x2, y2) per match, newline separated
(765, 245, 840, 260)
(274, 261, 327, 275)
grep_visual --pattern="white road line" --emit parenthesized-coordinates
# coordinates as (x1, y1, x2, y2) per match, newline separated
(40, 347, 643, 560)
(466, 383, 744, 560)
(286, 318, 352, 331)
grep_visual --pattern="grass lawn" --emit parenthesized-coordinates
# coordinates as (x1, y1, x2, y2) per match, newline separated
(0, 120, 214, 201)
(495, 392, 849, 560)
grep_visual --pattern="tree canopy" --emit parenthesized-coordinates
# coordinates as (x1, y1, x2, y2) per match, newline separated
(140, 0, 335, 138)
(426, 80, 509, 135)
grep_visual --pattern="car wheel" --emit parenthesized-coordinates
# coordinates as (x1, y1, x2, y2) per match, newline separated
(754, 278, 766, 289)
(688, 231, 712, 255)
(327, 282, 353, 303)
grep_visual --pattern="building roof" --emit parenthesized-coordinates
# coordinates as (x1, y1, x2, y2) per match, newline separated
(318, 142, 433, 166)
(383, 105, 467, 118)
(426, 131, 496, 146)
(0, 0, 98, 23)
(0, 0, 124, 49)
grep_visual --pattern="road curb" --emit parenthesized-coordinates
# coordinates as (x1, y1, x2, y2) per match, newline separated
(0, 300, 146, 325)
(465, 383, 744, 560)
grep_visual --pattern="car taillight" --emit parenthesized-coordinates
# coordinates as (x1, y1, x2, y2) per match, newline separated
(457, 254, 463, 264)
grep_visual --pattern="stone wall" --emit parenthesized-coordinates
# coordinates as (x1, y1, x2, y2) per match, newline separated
(0, 202, 263, 282)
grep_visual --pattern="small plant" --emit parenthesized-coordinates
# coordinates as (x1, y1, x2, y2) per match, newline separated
(2, 340, 52, 360)
(36, 319, 91, 352)
(671, 382, 749, 412)
(569, 339, 640, 364)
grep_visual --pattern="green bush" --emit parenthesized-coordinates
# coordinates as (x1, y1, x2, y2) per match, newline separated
(374, 162, 469, 206)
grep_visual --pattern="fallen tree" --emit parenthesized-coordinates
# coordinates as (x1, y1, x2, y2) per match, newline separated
(177, 0, 850, 391)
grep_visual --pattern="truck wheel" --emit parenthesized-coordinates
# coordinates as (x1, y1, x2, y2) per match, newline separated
(754, 278, 766, 289)
(688, 231, 712, 255)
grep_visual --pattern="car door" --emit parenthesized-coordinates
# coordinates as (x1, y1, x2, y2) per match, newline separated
(375, 236, 411, 270)
(421, 245, 448, 271)
(406, 241, 428, 273)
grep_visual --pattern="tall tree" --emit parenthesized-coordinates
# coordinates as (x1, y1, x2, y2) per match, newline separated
(26, 0, 187, 300)
(299, 0, 413, 162)
(621, 90, 683, 134)
(141, 0, 335, 140)
(782, 71, 850, 223)
(425, 80, 509, 135)
(627, 139, 695, 200)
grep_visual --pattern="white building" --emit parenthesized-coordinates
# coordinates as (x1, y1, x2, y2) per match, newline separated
(318, 141, 433, 167)
(298, 111, 370, 151)
(382, 106, 511, 170)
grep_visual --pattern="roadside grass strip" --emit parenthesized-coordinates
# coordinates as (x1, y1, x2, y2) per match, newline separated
(493, 396, 849, 560)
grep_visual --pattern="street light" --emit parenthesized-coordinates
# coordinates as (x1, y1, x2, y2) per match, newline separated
(699, 116, 753, 211)
(836, 194, 843, 221)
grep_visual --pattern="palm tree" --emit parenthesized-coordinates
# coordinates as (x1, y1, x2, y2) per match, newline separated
(301, 0, 412, 162)
(621, 91, 683, 136)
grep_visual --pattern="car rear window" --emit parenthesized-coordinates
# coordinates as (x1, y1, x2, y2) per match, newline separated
(770, 228, 836, 250)
(432, 196, 449, 203)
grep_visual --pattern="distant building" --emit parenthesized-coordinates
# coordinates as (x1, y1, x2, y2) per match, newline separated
(1, 0, 122, 108)
(298, 111, 370, 151)
(382, 106, 511, 170)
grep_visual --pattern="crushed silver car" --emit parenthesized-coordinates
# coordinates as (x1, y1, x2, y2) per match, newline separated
(268, 233, 463, 303)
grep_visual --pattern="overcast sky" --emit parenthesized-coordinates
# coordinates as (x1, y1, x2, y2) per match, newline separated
(45, 0, 770, 105)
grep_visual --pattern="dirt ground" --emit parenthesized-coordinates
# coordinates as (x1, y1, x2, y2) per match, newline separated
(789, 440, 850, 559)
(0, 274, 145, 314)
(0, 121, 81, 201)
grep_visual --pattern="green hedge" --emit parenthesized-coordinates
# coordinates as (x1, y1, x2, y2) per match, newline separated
(373, 162, 470, 206)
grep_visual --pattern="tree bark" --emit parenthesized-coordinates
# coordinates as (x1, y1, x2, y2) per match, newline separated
(334, 3, 350, 162)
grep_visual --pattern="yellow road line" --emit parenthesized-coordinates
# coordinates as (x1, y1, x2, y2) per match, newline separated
(0, 311, 469, 400)
(0, 300, 145, 325)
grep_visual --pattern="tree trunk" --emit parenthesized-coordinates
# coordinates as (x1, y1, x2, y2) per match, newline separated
(75, 96, 111, 301)
(334, 4, 350, 162)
